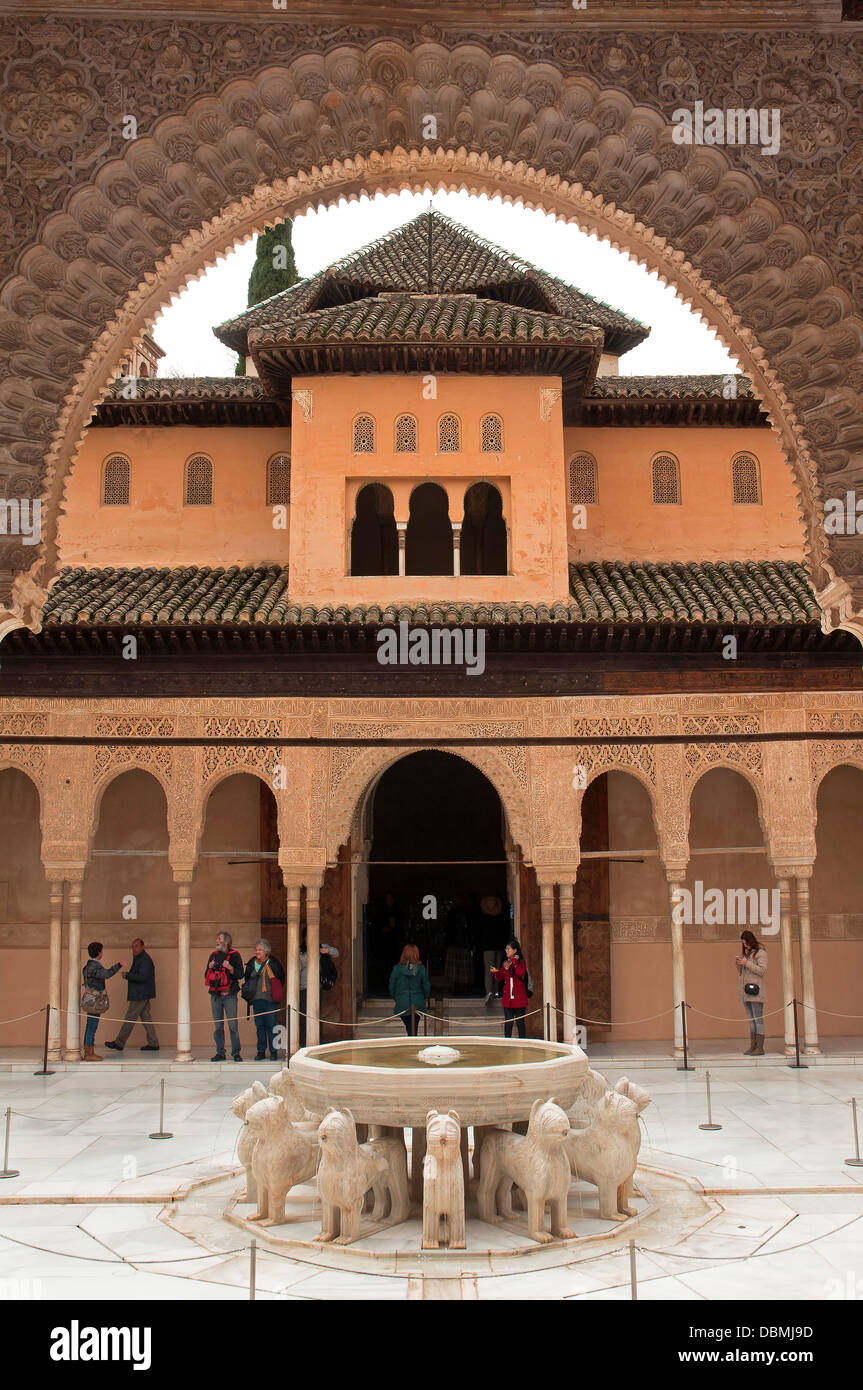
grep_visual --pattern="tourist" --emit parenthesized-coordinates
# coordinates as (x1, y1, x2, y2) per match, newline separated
(242, 939, 285, 1061)
(491, 938, 529, 1039)
(389, 944, 430, 1036)
(298, 931, 340, 1048)
(205, 931, 244, 1062)
(105, 937, 159, 1053)
(736, 930, 768, 1056)
(81, 941, 125, 1062)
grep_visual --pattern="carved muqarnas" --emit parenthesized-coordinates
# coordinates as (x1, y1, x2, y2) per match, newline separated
(422, 1109, 465, 1251)
(316, 1108, 409, 1246)
(564, 1089, 642, 1222)
(477, 1098, 575, 1244)
(231, 1079, 268, 1204)
(245, 1094, 319, 1227)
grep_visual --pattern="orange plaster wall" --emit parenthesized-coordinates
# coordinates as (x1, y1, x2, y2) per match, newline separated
(564, 426, 806, 564)
(288, 373, 571, 606)
(59, 426, 291, 569)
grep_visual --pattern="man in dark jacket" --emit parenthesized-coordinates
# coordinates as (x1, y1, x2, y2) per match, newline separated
(105, 938, 159, 1052)
(206, 931, 244, 1062)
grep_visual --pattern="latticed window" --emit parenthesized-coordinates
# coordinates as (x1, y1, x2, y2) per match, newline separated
(731, 452, 762, 505)
(394, 414, 417, 452)
(651, 453, 681, 505)
(266, 453, 291, 504)
(184, 454, 213, 506)
(353, 414, 375, 453)
(568, 453, 598, 506)
(101, 454, 130, 506)
(438, 413, 460, 452)
(480, 413, 503, 452)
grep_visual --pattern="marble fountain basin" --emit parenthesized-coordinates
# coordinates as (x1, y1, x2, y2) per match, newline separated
(289, 1035, 589, 1128)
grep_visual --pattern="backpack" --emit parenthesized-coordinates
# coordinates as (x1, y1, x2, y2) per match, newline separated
(523, 967, 534, 999)
(320, 953, 338, 992)
(205, 953, 232, 995)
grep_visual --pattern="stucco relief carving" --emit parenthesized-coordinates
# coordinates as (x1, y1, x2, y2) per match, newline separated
(0, 23, 860, 627)
(809, 738, 863, 788)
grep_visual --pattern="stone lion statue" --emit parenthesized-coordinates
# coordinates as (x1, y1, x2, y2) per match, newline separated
(565, 1067, 610, 1129)
(422, 1109, 465, 1251)
(477, 1098, 575, 1244)
(317, 1108, 409, 1246)
(245, 1094, 319, 1227)
(564, 1089, 641, 1221)
(268, 1066, 322, 1130)
(231, 1079, 268, 1204)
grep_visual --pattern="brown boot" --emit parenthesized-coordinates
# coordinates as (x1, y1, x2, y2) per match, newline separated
(744, 1026, 757, 1056)
(82, 1045, 103, 1062)
(751, 1033, 764, 1056)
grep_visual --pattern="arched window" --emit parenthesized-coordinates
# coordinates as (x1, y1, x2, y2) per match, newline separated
(101, 454, 130, 506)
(731, 452, 762, 505)
(480, 414, 503, 452)
(353, 414, 375, 453)
(266, 453, 291, 505)
(568, 453, 598, 506)
(406, 482, 453, 575)
(350, 484, 398, 576)
(184, 454, 213, 506)
(437, 413, 460, 452)
(138, 361, 149, 378)
(394, 414, 418, 453)
(461, 482, 507, 575)
(651, 453, 681, 505)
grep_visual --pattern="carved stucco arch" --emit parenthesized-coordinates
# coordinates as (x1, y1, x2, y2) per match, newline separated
(0, 759, 45, 823)
(195, 756, 284, 857)
(576, 762, 662, 857)
(327, 744, 531, 865)
(686, 761, 771, 861)
(810, 745, 863, 798)
(0, 31, 861, 632)
(86, 761, 172, 855)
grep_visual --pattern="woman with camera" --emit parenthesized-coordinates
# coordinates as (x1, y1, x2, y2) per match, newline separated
(736, 929, 768, 1056)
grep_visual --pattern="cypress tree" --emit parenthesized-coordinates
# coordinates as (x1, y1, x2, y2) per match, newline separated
(234, 219, 298, 375)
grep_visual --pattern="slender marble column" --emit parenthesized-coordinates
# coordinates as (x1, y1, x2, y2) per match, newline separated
(776, 876, 796, 1056)
(795, 871, 820, 1054)
(305, 883, 321, 1047)
(174, 876, 193, 1062)
(397, 523, 407, 577)
(47, 880, 64, 1062)
(286, 884, 301, 1055)
(559, 882, 576, 1043)
(63, 881, 83, 1061)
(452, 522, 462, 577)
(668, 880, 687, 1056)
(539, 882, 557, 1040)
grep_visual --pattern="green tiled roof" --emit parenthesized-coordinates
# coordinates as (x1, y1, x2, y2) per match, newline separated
(216, 211, 647, 357)
(43, 561, 819, 628)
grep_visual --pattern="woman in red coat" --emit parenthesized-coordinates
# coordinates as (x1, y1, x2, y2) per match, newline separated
(491, 938, 529, 1038)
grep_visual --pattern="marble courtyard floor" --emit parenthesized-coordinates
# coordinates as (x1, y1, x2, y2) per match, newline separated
(0, 1053, 861, 1301)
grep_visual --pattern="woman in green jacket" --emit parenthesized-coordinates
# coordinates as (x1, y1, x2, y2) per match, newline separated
(389, 944, 430, 1036)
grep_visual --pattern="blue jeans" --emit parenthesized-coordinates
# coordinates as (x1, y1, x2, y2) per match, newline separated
(744, 1000, 765, 1035)
(210, 992, 240, 1057)
(83, 1013, 99, 1047)
(252, 997, 278, 1055)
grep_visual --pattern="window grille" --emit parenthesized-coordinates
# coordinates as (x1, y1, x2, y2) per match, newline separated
(480, 414, 503, 452)
(184, 454, 213, 506)
(568, 453, 598, 506)
(651, 454, 681, 505)
(101, 454, 130, 506)
(438, 413, 460, 452)
(394, 415, 418, 452)
(353, 414, 375, 453)
(266, 453, 291, 505)
(731, 453, 762, 505)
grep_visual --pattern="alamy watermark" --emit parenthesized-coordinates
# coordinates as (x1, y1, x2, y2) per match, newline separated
(0, 498, 41, 546)
(672, 102, 781, 157)
(672, 881, 780, 935)
(376, 621, 486, 676)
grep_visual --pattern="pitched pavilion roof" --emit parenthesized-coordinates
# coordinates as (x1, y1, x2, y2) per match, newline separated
(214, 210, 648, 359)
(42, 561, 820, 629)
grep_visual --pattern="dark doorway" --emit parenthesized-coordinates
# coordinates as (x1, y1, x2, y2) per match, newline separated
(460, 482, 507, 575)
(350, 483, 398, 576)
(405, 482, 453, 575)
(364, 751, 509, 998)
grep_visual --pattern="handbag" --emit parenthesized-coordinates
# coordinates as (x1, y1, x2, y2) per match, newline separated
(269, 971, 284, 1005)
(81, 963, 109, 1015)
(744, 981, 760, 996)
(240, 972, 257, 1004)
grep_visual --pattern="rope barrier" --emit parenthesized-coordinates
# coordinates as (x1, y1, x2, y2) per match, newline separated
(0, 1229, 248, 1264)
(0, 1009, 48, 1026)
(554, 1005, 677, 1028)
(687, 1003, 787, 1023)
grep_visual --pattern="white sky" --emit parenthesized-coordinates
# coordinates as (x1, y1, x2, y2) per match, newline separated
(153, 189, 739, 379)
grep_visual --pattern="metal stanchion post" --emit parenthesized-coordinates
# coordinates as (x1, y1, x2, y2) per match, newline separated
(33, 1004, 55, 1077)
(249, 1238, 256, 1300)
(149, 1078, 173, 1140)
(0, 1108, 20, 1179)
(846, 1097, 863, 1168)
(699, 1070, 722, 1131)
(629, 1240, 637, 1300)
(789, 998, 807, 1070)
(677, 1000, 694, 1071)
(545, 1002, 551, 1041)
